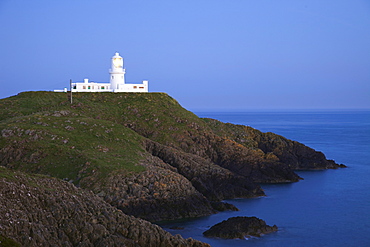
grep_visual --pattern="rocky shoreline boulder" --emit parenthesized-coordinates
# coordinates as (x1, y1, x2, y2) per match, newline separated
(203, 216, 278, 239)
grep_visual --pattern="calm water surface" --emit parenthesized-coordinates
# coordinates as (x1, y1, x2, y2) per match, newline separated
(160, 110, 370, 247)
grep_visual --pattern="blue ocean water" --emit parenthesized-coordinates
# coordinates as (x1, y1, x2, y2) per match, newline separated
(160, 110, 370, 247)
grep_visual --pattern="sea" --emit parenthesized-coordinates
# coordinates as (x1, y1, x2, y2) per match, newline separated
(160, 110, 370, 247)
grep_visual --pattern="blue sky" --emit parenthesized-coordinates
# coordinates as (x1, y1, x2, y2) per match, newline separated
(1, 0, 369, 110)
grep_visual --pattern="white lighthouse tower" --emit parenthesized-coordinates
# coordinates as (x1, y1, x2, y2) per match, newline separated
(109, 52, 126, 91)
(63, 52, 148, 93)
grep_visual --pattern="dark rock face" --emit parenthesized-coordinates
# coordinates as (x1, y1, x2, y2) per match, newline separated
(209, 201, 239, 212)
(211, 137, 302, 183)
(145, 140, 265, 201)
(203, 118, 346, 171)
(93, 163, 216, 222)
(0, 167, 209, 247)
(258, 132, 345, 170)
(203, 216, 278, 239)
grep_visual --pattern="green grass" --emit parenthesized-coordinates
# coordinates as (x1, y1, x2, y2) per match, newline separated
(0, 91, 222, 187)
(1, 91, 212, 149)
(0, 106, 146, 185)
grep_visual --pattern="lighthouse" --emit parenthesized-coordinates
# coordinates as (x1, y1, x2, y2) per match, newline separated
(62, 52, 148, 93)
(109, 52, 126, 91)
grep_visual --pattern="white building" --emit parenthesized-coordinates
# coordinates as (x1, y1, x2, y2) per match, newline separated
(59, 52, 148, 93)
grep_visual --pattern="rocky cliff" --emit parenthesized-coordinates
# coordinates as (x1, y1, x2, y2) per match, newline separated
(0, 166, 208, 246)
(0, 91, 344, 245)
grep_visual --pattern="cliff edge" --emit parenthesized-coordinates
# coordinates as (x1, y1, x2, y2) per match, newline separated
(0, 91, 344, 245)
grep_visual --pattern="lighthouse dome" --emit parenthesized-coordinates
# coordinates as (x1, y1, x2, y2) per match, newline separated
(111, 52, 123, 69)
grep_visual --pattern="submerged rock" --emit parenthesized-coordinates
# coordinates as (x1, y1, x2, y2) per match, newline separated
(203, 216, 278, 239)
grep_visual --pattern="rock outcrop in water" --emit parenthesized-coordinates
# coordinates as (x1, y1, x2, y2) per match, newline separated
(203, 118, 346, 171)
(0, 92, 345, 245)
(203, 216, 278, 239)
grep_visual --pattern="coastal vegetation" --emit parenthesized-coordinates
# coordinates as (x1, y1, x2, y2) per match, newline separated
(0, 91, 344, 246)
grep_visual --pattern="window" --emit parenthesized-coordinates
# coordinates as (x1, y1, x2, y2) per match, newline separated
(139, 87, 144, 89)
(101, 86, 105, 89)
(83, 86, 86, 89)
(88, 86, 91, 89)
(133, 86, 137, 89)
(73, 86, 76, 89)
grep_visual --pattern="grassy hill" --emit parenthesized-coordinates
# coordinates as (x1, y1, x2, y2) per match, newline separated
(0, 91, 202, 177)
(0, 91, 343, 222)
(1, 92, 150, 183)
